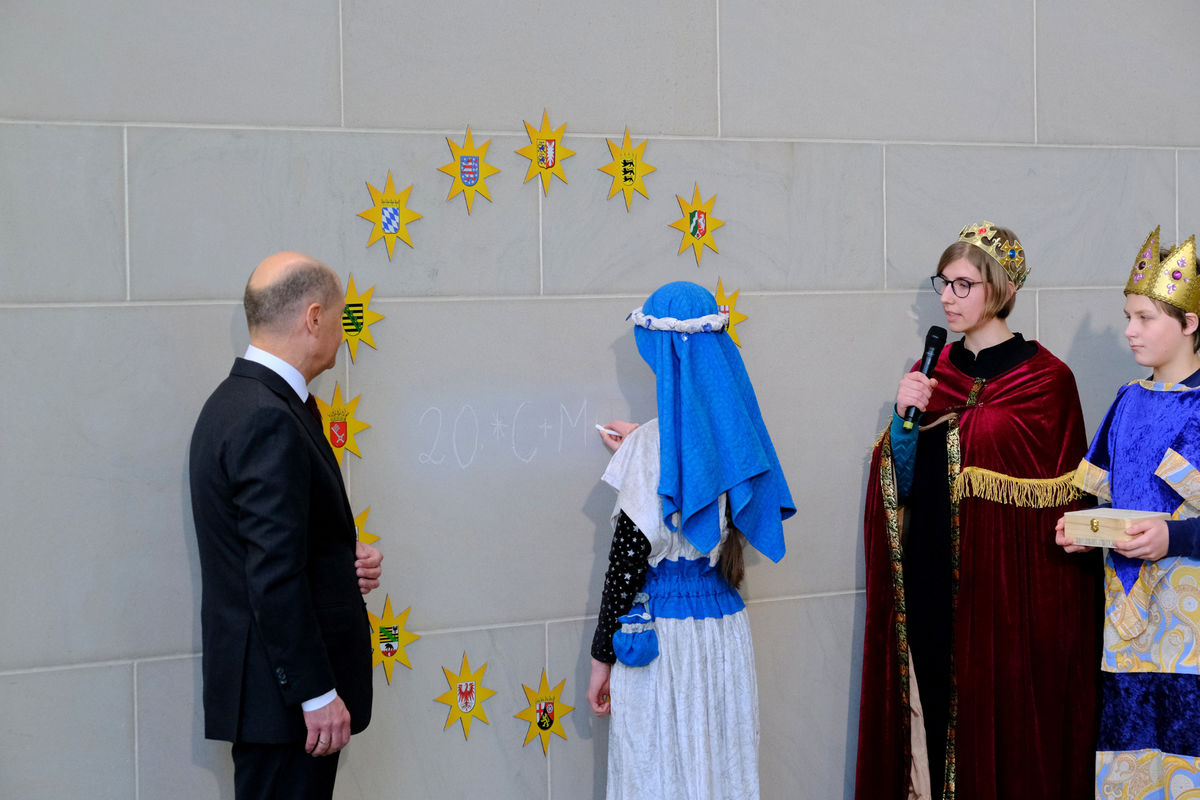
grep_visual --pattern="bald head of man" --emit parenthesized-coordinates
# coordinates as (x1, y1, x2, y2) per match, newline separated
(243, 251, 344, 383)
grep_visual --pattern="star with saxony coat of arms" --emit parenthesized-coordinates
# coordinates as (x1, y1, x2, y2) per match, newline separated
(514, 669, 574, 755)
(715, 278, 749, 348)
(515, 110, 574, 196)
(599, 127, 656, 211)
(341, 274, 385, 362)
(438, 126, 500, 213)
(669, 183, 724, 266)
(357, 171, 423, 259)
(315, 383, 370, 466)
(369, 594, 420, 684)
(435, 652, 497, 740)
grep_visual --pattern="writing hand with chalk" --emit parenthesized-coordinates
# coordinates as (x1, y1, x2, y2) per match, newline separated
(596, 420, 639, 453)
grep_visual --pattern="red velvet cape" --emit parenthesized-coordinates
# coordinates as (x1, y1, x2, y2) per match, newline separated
(855, 343, 1101, 800)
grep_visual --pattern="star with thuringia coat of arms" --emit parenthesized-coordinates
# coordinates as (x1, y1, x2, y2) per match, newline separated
(341, 274, 385, 362)
(438, 126, 500, 213)
(354, 507, 379, 545)
(670, 183, 724, 265)
(715, 278, 749, 348)
(515, 110, 574, 196)
(435, 652, 497, 740)
(599, 127, 656, 211)
(315, 383, 370, 465)
(369, 594, 420, 684)
(357, 171, 422, 259)
(514, 669, 574, 755)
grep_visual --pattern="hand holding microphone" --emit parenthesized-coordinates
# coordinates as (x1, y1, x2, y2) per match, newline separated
(898, 326, 947, 430)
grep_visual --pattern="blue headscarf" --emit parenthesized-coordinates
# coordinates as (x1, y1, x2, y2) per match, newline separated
(632, 281, 794, 561)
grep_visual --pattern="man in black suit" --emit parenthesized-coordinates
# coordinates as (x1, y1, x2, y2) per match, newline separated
(189, 251, 382, 799)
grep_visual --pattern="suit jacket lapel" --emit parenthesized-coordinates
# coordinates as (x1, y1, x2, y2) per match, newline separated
(230, 359, 353, 516)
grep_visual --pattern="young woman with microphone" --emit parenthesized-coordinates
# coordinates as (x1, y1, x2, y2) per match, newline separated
(855, 222, 1101, 800)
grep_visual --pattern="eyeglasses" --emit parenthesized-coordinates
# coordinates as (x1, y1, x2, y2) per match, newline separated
(930, 275, 984, 298)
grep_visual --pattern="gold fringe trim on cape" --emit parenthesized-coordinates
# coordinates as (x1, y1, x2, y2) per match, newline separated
(951, 467, 1082, 508)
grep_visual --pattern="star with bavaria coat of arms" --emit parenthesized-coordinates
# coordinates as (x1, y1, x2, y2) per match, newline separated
(357, 171, 423, 259)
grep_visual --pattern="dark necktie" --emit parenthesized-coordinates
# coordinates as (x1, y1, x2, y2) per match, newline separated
(304, 394, 322, 424)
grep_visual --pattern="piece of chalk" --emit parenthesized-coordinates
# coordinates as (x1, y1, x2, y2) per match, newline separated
(595, 424, 621, 436)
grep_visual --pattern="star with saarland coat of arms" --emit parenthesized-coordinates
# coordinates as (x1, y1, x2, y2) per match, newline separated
(434, 652, 497, 740)
(515, 110, 574, 196)
(369, 594, 420, 684)
(438, 126, 500, 213)
(669, 183, 724, 266)
(314, 383, 369, 466)
(514, 669, 574, 754)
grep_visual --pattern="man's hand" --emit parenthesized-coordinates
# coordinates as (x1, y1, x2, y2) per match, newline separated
(1115, 518, 1170, 562)
(303, 696, 351, 756)
(355, 541, 383, 594)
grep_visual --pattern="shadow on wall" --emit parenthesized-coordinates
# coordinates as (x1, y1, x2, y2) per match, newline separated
(1064, 311, 1137, 436)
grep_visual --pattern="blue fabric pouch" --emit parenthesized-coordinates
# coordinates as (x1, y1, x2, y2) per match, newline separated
(612, 593, 658, 667)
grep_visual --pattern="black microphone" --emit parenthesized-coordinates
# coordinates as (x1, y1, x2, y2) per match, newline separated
(902, 325, 947, 431)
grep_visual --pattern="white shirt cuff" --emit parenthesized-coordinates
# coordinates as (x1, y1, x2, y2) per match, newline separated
(301, 689, 338, 712)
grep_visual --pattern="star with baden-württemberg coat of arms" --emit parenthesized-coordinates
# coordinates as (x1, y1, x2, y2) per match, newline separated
(435, 652, 497, 740)
(669, 183, 724, 266)
(715, 278, 749, 348)
(438, 126, 500, 213)
(515, 110, 574, 196)
(514, 669, 574, 755)
(369, 594, 420, 684)
(357, 171, 423, 259)
(315, 383, 370, 466)
(599, 127, 656, 211)
(341, 274, 385, 362)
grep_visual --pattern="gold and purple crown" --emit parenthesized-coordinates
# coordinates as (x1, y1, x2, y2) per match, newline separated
(957, 221, 1029, 290)
(1125, 226, 1200, 314)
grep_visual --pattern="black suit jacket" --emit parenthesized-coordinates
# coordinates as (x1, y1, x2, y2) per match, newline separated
(189, 358, 372, 743)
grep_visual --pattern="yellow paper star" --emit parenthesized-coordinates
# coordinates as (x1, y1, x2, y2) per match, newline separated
(434, 652, 497, 740)
(715, 278, 749, 348)
(357, 171, 423, 258)
(514, 669, 574, 755)
(669, 183, 724, 265)
(599, 127, 656, 211)
(341, 274, 385, 362)
(315, 383, 370, 465)
(438, 126, 500, 214)
(369, 594, 420, 683)
(354, 507, 379, 545)
(515, 110, 574, 195)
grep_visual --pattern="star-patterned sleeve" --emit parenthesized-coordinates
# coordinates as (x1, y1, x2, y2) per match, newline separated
(590, 511, 652, 664)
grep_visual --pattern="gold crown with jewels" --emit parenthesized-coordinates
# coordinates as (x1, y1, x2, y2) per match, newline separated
(957, 221, 1029, 290)
(1124, 226, 1200, 314)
